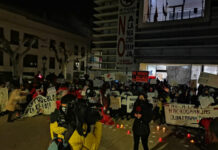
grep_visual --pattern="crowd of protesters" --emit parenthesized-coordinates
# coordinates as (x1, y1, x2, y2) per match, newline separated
(0, 72, 218, 150)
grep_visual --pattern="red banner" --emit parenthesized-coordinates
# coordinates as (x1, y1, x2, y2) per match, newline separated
(132, 71, 149, 83)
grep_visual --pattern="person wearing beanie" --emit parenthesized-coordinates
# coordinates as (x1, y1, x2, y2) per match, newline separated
(131, 93, 153, 150)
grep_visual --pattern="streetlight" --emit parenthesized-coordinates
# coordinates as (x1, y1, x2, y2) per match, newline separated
(42, 56, 47, 77)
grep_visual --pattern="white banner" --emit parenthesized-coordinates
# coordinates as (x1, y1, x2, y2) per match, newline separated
(198, 72, 218, 88)
(164, 103, 218, 128)
(127, 96, 137, 113)
(117, 0, 137, 68)
(23, 95, 56, 117)
(0, 88, 8, 112)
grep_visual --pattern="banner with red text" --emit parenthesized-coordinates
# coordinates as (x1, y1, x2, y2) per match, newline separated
(117, 0, 137, 68)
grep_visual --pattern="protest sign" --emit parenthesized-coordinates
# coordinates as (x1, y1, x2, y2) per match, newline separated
(121, 92, 133, 106)
(104, 73, 115, 81)
(164, 103, 218, 128)
(198, 72, 218, 88)
(23, 95, 56, 117)
(110, 96, 121, 110)
(0, 88, 8, 112)
(132, 71, 149, 83)
(150, 79, 157, 84)
(115, 72, 127, 82)
(93, 79, 104, 88)
(127, 96, 137, 113)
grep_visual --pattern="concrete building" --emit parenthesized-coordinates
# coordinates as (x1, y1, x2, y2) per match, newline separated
(90, 0, 218, 82)
(0, 7, 89, 81)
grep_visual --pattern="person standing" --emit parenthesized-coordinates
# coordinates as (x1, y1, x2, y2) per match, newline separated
(207, 118, 218, 150)
(5, 81, 27, 122)
(132, 93, 153, 150)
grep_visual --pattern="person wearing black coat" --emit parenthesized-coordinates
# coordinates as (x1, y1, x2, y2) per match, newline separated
(132, 93, 153, 150)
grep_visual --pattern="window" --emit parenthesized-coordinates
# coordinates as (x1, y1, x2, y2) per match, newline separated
(80, 61, 85, 71)
(74, 45, 78, 56)
(0, 51, 3, 65)
(23, 55, 38, 68)
(81, 47, 85, 57)
(10, 30, 19, 45)
(0, 27, 3, 38)
(49, 57, 55, 69)
(50, 40, 56, 49)
(23, 33, 38, 48)
(143, 0, 206, 23)
(60, 42, 65, 49)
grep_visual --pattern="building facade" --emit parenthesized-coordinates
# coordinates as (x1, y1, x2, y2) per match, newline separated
(0, 8, 89, 81)
(90, 0, 218, 80)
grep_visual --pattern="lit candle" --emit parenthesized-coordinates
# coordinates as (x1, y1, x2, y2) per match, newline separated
(120, 124, 124, 129)
(162, 127, 166, 133)
(116, 124, 120, 128)
(190, 139, 195, 143)
(156, 126, 160, 131)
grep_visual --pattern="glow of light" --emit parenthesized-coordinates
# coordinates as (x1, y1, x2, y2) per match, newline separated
(187, 133, 191, 138)
(162, 127, 166, 133)
(120, 124, 124, 129)
(127, 130, 131, 135)
(158, 137, 163, 143)
(38, 74, 43, 79)
(116, 124, 120, 128)
(156, 126, 160, 131)
(190, 139, 195, 143)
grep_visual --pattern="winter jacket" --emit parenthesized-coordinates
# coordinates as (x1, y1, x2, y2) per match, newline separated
(6, 89, 27, 111)
(68, 122, 102, 150)
(132, 99, 153, 136)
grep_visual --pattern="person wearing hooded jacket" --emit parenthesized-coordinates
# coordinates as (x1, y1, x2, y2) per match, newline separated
(132, 93, 153, 150)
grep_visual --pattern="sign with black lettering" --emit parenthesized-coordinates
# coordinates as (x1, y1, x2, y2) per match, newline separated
(164, 103, 218, 128)
(23, 95, 56, 117)
(132, 71, 149, 83)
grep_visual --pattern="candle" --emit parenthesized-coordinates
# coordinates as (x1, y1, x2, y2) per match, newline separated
(120, 124, 124, 129)
(156, 126, 160, 131)
(162, 127, 166, 133)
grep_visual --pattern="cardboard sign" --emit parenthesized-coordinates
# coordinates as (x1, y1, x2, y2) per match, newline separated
(150, 79, 157, 84)
(164, 103, 218, 128)
(110, 96, 121, 110)
(127, 96, 137, 113)
(0, 88, 8, 112)
(198, 72, 218, 88)
(23, 95, 56, 117)
(132, 71, 149, 83)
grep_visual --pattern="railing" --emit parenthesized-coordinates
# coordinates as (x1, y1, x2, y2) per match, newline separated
(144, 9, 205, 22)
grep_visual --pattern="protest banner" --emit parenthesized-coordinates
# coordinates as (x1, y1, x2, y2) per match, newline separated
(23, 95, 56, 117)
(121, 92, 133, 106)
(164, 103, 218, 128)
(198, 72, 218, 88)
(132, 71, 149, 83)
(110, 96, 121, 110)
(127, 96, 137, 113)
(0, 88, 8, 112)
(93, 79, 104, 88)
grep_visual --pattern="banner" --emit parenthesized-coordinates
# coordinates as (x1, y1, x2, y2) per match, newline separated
(198, 72, 218, 88)
(110, 96, 121, 110)
(121, 91, 133, 105)
(117, 0, 137, 68)
(104, 73, 115, 81)
(127, 96, 137, 113)
(164, 103, 218, 128)
(132, 71, 149, 83)
(0, 88, 8, 112)
(23, 95, 56, 117)
(93, 79, 104, 88)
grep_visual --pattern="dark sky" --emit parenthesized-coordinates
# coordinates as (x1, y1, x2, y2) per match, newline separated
(0, 0, 94, 29)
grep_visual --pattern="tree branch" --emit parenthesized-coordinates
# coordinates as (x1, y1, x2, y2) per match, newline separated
(0, 37, 14, 55)
(21, 37, 37, 56)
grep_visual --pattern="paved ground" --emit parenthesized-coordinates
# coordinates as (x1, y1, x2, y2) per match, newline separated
(0, 115, 201, 150)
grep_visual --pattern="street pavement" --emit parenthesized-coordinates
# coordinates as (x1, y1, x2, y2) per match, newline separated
(0, 115, 201, 150)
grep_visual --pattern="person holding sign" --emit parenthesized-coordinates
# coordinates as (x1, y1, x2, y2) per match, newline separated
(6, 81, 28, 122)
(132, 93, 153, 150)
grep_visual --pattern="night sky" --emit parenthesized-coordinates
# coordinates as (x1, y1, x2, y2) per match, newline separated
(0, 0, 94, 30)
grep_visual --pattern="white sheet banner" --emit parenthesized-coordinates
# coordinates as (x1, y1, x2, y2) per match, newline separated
(23, 95, 56, 117)
(127, 96, 138, 113)
(198, 72, 218, 88)
(117, 0, 137, 68)
(164, 103, 218, 128)
(0, 88, 8, 112)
